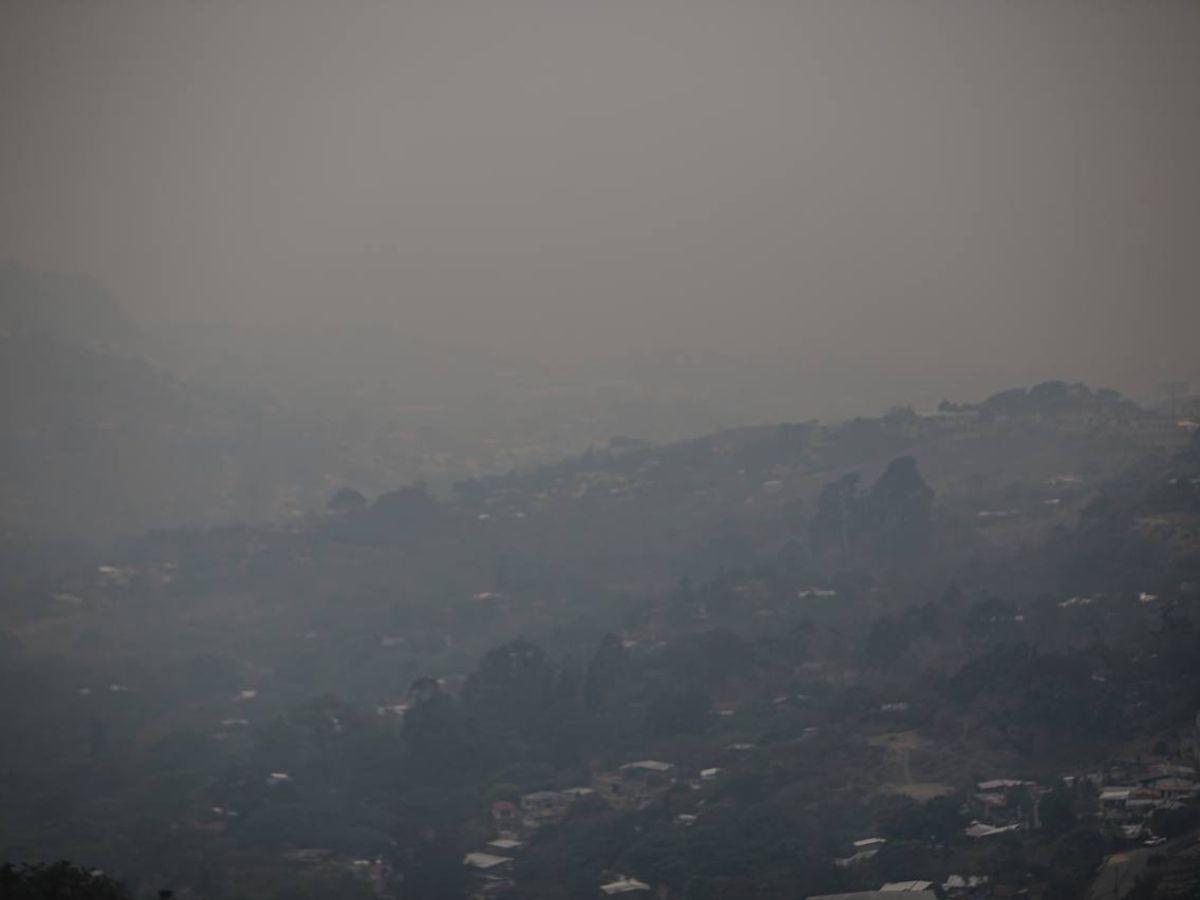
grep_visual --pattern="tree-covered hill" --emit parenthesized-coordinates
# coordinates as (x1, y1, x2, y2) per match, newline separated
(2, 379, 1198, 896)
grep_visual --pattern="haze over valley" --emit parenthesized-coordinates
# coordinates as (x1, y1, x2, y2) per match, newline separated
(3, 3, 1200, 899)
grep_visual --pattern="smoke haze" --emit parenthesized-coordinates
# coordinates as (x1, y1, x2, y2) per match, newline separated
(3, 0, 1198, 395)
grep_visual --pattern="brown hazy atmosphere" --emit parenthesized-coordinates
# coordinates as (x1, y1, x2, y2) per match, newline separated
(3, 0, 1199, 394)
(8, 9, 1200, 898)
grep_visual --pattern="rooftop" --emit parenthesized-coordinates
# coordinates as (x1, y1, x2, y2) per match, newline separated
(522, 790, 567, 802)
(600, 876, 652, 894)
(463, 852, 512, 870)
(619, 760, 674, 773)
(964, 821, 1021, 839)
(976, 779, 1030, 792)
(487, 838, 524, 851)
(944, 876, 988, 890)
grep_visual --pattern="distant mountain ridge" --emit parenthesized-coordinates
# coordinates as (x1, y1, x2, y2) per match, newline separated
(0, 261, 1177, 547)
(0, 263, 140, 355)
(0, 264, 354, 541)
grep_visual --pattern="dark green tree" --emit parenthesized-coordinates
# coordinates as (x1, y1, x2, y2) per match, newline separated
(862, 456, 933, 557)
(810, 473, 861, 558)
(402, 688, 479, 786)
(583, 633, 628, 714)
(1038, 782, 1077, 836)
(327, 487, 367, 512)
(0, 862, 131, 899)
(462, 639, 556, 735)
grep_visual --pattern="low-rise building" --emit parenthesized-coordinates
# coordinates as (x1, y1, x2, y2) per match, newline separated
(964, 821, 1021, 839)
(491, 801, 520, 829)
(835, 849, 879, 868)
(600, 875, 651, 895)
(853, 837, 887, 850)
(463, 852, 513, 875)
(1098, 786, 1136, 817)
(619, 760, 675, 777)
(1144, 777, 1199, 800)
(942, 875, 989, 896)
(521, 790, 572, 824)
(486, 837, 524, 855)
(595, 762, 676, 810)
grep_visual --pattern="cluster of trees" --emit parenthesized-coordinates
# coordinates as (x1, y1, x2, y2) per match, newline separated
(0, 862, 135, 900)
(401, 630, 758, 788)
(939, 380, 1136, 419)
(810, 456, 934, 561)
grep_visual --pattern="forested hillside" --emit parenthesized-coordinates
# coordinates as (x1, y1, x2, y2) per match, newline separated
(2, 382, 1198, 898)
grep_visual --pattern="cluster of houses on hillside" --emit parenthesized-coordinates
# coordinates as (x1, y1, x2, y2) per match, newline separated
(465, 741, 1200, 898)
(835, 837, 888, 868)
(1091, 760, 1200, 841)
(968, 760, 1199, 842)
(465, 761, 680, 897)
(461, 707, 1200, 899)
(831, 831, 997, 898)
(824, 755, 1200, 899)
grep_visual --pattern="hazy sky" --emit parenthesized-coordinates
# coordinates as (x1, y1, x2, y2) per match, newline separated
(3, 0, 1198, 391)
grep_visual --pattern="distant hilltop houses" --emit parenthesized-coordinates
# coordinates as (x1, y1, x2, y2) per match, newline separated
(469, 763, 678, 897)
